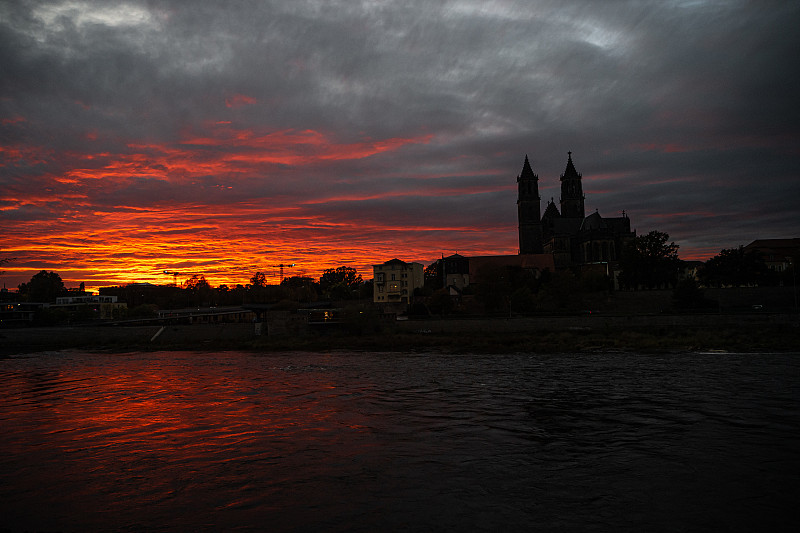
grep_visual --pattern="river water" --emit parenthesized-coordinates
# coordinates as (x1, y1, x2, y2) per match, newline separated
(0, 350, 798, 532)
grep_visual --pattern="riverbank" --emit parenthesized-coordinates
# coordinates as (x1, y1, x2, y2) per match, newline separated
(2, 313, 799, 356)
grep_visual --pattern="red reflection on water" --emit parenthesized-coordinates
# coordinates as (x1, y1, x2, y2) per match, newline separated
(0, 353, 376, 530)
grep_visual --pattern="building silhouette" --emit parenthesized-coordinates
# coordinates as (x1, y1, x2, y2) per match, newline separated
(518, 152, 636, 269)
(516, 155, 543, 254)
(743, 238, 800, 273)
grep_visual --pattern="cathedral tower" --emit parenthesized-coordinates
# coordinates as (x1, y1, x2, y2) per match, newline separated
(517, 155, 543, 254)
(559, 151, 585, 219)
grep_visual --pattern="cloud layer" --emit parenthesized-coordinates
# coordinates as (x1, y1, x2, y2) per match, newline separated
(2, 0, 799, 289)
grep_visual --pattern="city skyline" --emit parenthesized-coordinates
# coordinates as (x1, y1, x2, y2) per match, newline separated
(2, 1, 799, 292)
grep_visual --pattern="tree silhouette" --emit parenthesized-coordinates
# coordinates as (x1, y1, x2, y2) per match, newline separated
(319, 266, 362, 290)
(250, 271, 267, 288)
(281, 275, 319, 302)
(699, 247, 769, 287)
(18, 270, 66, 302)
(185, 275, 211, 291)
(424, 261, 443, 290)
(185, 275, 214, 306)
(319, 266, 363, 300)
(280, 275, 317, 289)
(619, 231, 681, 289)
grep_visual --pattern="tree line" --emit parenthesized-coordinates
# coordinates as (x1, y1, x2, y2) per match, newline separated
(11, 265, 372, 307)
(7, 233, 796, 313)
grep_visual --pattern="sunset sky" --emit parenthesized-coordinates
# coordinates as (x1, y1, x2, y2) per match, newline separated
(2, 0, 799, 291)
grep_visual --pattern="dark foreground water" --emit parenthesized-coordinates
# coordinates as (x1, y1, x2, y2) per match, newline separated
(0, 350, 798, 532)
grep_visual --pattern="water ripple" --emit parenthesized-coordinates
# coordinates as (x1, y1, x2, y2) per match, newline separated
(0, 350, 798, 531)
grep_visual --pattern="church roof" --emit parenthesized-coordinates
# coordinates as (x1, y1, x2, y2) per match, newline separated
(560, 151, 581, 181)
(578, 211, 633, 234)
(542, 200, 560, 220)
(604, 216, 632, 233)
(580, 211, 607, 231)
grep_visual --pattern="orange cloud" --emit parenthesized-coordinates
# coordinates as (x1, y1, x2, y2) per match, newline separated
(1, 128, 468, 292)
(2, 196, 517, 292)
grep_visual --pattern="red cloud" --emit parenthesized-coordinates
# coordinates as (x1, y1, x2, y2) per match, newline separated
(1, 115, 26, 125)
(53, 127, 434, 184)
(225, 94, 258, 108)
(632, 142, 690, 154)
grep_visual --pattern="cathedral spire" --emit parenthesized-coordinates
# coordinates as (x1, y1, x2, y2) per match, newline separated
(559, 150, 585, 218)
(520, 154, 535, 180)
(517, 155, 543, 254)
(563, 151, 579, 179)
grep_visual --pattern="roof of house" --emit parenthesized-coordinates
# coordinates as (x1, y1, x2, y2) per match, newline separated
(373, 258, 422, 268)
(744, 238, 800, 251)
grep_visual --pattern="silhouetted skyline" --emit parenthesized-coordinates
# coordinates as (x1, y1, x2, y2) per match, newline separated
(2, 1, 798, 291)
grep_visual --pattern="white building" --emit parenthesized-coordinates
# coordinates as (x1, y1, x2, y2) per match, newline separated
(373, 258, 424, 305)
(53, 294, 126, 320)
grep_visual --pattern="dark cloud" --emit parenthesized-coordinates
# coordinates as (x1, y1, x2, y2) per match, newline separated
(1, 0, 798, 288)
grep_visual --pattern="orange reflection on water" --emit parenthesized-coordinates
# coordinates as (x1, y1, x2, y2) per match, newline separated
(45, 355, 357, 444)
(0, 352, 379, 529)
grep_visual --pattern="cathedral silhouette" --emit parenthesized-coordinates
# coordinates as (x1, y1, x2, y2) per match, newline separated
(517, 152, 635, 269)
